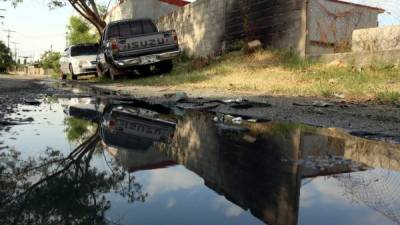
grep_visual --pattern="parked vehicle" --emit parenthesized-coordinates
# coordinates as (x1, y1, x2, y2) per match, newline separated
(97, 18, 180, 80)
(60, 43, 99, 80)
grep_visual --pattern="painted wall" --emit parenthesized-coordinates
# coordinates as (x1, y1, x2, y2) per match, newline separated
(307, 0, 381, 55)
(352, 25, 400, 52)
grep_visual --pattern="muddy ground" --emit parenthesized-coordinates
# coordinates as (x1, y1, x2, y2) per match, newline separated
(1, 74, 399, 142)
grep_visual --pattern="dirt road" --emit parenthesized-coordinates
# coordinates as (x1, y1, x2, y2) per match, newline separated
(0, 75, 48, 127)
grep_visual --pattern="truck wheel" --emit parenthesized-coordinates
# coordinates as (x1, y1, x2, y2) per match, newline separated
(109, 67, 118, 81)
(69, 64, 78, 81)
(96, 64, 104, 78)
(158, 60, 173, 74)
(138, 65, 152, 76)
(60, 72, 67, 80)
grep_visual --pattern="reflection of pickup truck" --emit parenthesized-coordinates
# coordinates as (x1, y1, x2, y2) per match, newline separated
(101, 106, 177, 150)
(96, 18, 180, 80)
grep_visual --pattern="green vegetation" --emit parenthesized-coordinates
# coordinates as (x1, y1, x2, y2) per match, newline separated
(0, 41, 14, 72)
(67, 16, 99, 46)
(109, 49, 400, 103)
(65, 117, 96, 143)
(375, 91, 400, 105)
(40, 50, 61, 76)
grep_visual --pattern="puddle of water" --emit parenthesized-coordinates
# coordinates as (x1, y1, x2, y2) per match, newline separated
(1, 96, 400, 225)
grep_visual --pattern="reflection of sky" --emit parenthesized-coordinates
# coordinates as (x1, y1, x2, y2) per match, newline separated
(0, 101, 75, 157)
(299, 172, 398, 225)
(105, 165, 264, 225)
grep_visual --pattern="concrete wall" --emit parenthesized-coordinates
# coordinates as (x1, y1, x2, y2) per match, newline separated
(307, 0, 381, 55)
(106, 0, 180, 22)
(314, 49, 400, 68)
(9, 66, 54, 76)
(157, 0, 307, 57)
(156, 0, 229, 57)
(352, 25, 400, 52)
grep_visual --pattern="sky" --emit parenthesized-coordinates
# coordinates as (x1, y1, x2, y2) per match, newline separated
(0, 0, 398, 60)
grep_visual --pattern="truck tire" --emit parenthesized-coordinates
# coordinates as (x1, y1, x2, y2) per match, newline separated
(158, 60, 173, 74)
(137, 65, 152, 76)
(69, 64, 78, 81)
(109, 66, 119, 81)
(96, 64, 105, 78)
(60, 72, 67, 80)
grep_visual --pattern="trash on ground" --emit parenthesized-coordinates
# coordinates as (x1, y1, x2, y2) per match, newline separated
(312, 100, 334, 107)
(164, 92, 188, 103)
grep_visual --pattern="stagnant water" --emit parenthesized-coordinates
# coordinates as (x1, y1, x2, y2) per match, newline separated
(1, 95, 400, 225)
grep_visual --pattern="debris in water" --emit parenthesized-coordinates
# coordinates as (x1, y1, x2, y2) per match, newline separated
(24, 99, 41, 106)
(232, 117, 243, 125)
(243, 134, 257, 143)
(223, 98, 243, 103)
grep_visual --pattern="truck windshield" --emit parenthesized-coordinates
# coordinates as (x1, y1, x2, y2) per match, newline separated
(107, 20, 157, 39)
(70, 45, 98, 56)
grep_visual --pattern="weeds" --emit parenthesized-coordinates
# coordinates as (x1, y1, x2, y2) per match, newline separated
(114, 49, 400, 103)
(375, 91, 400, 104)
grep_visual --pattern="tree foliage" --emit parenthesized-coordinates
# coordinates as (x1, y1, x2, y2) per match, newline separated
(0, 41, 13, 71)
(40, 50, 62, 73)
(67, 16, 100, 46)
(5, 0, 110, 34)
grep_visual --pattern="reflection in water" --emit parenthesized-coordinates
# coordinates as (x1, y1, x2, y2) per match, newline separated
(99, 103, 400, 225)
(0, 127, 147, 225)
(336, 169, 400, 224)
(64, 117, 97, 143)
(1, 97, 400, 225)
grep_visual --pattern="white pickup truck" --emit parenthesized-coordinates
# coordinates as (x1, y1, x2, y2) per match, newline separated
(96, 18, 180, 80)
(60, 44, 99, 80)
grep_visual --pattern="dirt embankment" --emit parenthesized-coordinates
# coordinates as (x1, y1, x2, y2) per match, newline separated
(90, 84, 400, 143)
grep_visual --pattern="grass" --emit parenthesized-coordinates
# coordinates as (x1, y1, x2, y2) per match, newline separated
(105, 49, 400, 103)
(375, 91, 400, 104)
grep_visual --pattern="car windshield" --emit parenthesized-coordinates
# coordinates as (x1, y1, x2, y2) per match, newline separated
(70, 45, 98, 56)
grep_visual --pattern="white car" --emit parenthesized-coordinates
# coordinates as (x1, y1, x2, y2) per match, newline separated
(60, 44, 99, 80)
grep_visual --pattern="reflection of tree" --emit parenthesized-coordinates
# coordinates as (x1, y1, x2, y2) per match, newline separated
(0, 130, 147, 225)
(65, 117, 97, 144)
(336, 169, 400, 224)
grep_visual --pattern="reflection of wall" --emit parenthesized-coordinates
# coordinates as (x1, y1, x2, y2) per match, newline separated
(106, 110, 400, 225)
(158, 113, 302, 225)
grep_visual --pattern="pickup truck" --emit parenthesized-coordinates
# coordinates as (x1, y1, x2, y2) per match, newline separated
(96, 18, 180, 80)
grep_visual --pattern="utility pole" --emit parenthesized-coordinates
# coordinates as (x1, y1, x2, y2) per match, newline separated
(66, 31, 69, 48)
(11, 42, 18, 62)
(0, 9, 5, 26)
(3, 29, 16, 49)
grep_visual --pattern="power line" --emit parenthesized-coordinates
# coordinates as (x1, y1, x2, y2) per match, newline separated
(3, 29, 16, 49)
